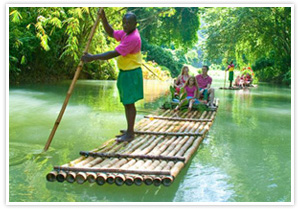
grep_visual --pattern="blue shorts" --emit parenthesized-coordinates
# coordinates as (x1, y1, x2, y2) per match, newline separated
(172, 97, 200, 104)
(186, 96, 200, 104)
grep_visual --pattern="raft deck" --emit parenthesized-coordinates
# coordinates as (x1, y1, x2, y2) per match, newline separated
(46, 99, 219, 187)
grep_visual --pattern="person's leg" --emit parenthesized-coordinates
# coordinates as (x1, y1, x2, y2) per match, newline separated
(188, 99, 194, 111)
(117, 103, 136, 141)
(175, 98, 186, 111)
(207, 88, 215, 106)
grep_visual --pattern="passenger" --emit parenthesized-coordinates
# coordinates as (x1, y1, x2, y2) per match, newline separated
(245, 73, 253, 86)
(195, 65, 216, 109)
(174, 66, 190, 94)
(234, 75, 241, 87)
(174, 76, 200, 112)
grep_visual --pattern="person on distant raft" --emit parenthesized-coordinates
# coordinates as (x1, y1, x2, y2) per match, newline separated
(245, 73, 253, 86)
(195, 65, 216, 109)
(226, 61, 235, 88)
(81, 9, 143, 142)
(174, 76, 200, 112)
(174, 65, 190, 95)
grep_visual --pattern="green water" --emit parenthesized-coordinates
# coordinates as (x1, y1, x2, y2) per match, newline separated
(9, 79, 291, 203)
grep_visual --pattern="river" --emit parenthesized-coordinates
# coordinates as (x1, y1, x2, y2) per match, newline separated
(9, 78, 291, 203)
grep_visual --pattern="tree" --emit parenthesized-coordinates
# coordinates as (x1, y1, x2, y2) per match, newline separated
(200, 7, 291, 84)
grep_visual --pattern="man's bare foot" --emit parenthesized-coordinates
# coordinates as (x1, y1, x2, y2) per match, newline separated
(115, 131, 126, 138)
(116, 132, 134, 142)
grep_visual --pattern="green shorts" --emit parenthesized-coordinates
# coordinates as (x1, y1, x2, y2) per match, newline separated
(117, 67, 144, 105)
(229, 71, 234, 81)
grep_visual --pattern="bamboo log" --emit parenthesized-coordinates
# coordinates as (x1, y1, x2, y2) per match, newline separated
(134, 175, 143, 186)
(87, 172, 97, 183)
(56, 170, 67, 183)
(144, 115, 212, 122)
(115, 174, 126, 186)
(143, 175, 153, 186)
(134, 109, 173, 131)
(96, 173, 107, 186)
(124, 175, 134, 186)
(53, 166, 171, 176)
(44, 8, 104, 151)
(120, 130, 203, 137)
(46, 171, 57, 182)
(76, 172, 87, 184)
(66, 171, 76, 183)
(79, 151, 185, 162)
(139, 111, 180, 131)
(153, 176, 162, 187)
(106, 173, 116, 184)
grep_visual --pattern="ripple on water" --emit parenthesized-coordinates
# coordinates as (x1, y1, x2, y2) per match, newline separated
(9, 142, 48, 167)
(173, 164, 235, 202)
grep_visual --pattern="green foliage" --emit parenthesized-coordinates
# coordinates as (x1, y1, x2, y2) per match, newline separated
(9, 7, 201, 83)
(9, 7, 123, 83)
(200, 7, 291, 85)
(130, 7, 201, 78)
(169, 85, 175, 99)
(129, 7, 200, 51)
(141, 38, 184, 77)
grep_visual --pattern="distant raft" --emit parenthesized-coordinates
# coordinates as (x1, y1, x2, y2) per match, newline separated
(219, 84, 257, 90)
(46, 99, 219, 187)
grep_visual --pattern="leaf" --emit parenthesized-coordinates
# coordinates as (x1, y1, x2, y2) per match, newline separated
(10, 10, 22, 23)
(49, 17, 62, 28)
(169, 86, 175, 99)
(179, 87, 185, 95)
(20, 56, 26, 65)
(180, 92, 187, 101)
(181, 99, 189, 107)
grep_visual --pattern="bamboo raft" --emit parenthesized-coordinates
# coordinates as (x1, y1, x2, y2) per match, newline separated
(46, 99, 219, 187)
(219, 84, 257, 90)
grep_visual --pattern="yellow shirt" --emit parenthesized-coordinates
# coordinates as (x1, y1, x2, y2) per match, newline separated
(116, 51, 142, 70)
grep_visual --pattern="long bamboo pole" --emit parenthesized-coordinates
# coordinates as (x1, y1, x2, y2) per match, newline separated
(142, 63, 164, 81)
(44, 8, 103, 152)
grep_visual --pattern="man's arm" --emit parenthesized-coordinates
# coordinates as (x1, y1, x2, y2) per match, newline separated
(100, 9, 114, 37)
(81, 50, 120, 63)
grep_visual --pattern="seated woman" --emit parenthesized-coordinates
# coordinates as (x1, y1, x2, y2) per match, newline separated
(245, 73, 253, 86)
(174, 76, 200, 112)
(234, 75, 241, 87)
(174, 66, 190, 95)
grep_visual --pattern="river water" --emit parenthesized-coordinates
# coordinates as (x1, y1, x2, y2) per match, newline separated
(9, 78, 291, 203)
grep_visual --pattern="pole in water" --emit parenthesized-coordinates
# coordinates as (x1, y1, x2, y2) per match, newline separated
(43, 8, 103, 152)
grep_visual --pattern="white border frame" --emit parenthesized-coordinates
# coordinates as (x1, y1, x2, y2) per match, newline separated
(5, 2, 295, 207)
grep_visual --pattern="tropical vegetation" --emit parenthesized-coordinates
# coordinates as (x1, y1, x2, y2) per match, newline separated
(9, 7, 291, 85)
